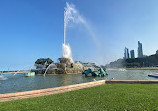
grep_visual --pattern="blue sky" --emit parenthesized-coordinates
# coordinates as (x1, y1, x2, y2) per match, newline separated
(0, 0, 158, 70)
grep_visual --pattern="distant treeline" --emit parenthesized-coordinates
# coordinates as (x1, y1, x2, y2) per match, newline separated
(126, 54, 158, 67)
(1, 71, 18, 73)
(107, 54, 158, 68)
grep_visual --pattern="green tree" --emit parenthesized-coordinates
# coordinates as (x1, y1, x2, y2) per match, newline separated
(35, 58, 54, 65)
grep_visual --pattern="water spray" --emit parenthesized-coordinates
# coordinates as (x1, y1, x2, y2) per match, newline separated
(63, 2, 106, 65)
(13, 64, 34, 76)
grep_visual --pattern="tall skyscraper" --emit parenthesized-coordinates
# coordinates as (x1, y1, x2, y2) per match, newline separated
(124, 47, 129, 59)
(130, 50, 135, 58)
(138, 41, 143, 57)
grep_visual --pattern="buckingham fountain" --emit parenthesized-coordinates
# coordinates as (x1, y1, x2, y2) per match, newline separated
(33, 3, 106, 75)
(33, 3, 88, 75)
(32, 3, 107, 76)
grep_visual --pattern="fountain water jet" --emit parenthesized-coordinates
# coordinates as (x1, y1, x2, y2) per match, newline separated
(43, 63, 57, 76)
(0, 74, 8, 80)
(62, 2, 77, 63)
(43, 3, 75, 76)
(13, 64, 34, 76)
(64, 2, 77, 45)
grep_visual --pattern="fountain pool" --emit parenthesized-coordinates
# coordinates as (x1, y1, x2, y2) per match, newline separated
(0, 69, 158, 94)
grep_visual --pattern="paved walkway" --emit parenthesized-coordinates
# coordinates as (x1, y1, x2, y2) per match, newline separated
(0, 80, 105, 102)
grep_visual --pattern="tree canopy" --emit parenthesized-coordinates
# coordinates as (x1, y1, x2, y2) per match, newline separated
(126, 54, 158, 67)
(35, 58, 54, 65)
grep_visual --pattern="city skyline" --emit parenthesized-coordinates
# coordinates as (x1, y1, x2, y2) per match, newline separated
(124, 40, 158, 59)
(124, 41, 144, 59)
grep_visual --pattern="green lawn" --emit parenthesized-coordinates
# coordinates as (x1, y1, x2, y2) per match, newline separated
(1, 84, 158, 111)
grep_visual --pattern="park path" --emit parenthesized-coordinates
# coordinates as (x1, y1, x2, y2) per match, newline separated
(0, 80, 105, 102)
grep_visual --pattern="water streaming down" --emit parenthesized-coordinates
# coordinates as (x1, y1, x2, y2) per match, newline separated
(0, 64, 34, 80)
(44, 63, 57, 76)
(0, 75, 8, 80)
(13, 64, 34, 76)
(75, 61, 83, 70)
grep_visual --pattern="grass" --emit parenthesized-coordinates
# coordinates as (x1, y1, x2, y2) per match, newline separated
(1, 84, 158, 111)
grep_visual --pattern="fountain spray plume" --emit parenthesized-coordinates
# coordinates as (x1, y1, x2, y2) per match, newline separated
(64, 2, 106, 65)
(63, 2, 90, 63)
(64, 2, 77, 45)
(62, 43, 73, 62)
(63, 2, 78, 63)
(63, 2, 105, 64)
